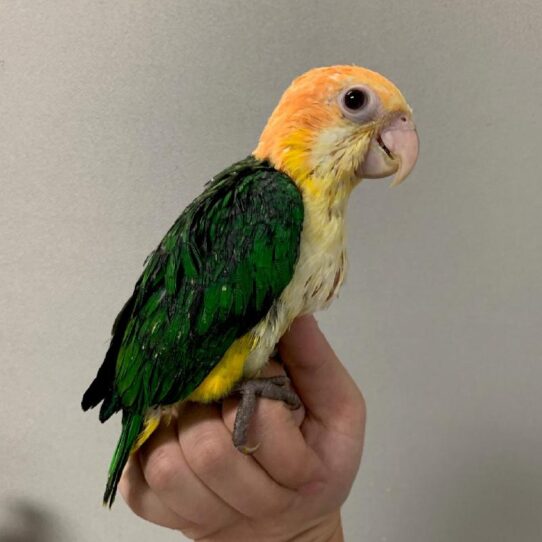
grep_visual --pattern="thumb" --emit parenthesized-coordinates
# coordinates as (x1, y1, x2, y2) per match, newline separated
(278, 315, 365, 431)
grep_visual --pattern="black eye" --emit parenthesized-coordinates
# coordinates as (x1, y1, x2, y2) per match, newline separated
(338, 85, 379, 123)
(343, 88, 368, 111)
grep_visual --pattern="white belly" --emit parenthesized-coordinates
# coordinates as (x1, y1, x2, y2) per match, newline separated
(243, 205, 347, 376)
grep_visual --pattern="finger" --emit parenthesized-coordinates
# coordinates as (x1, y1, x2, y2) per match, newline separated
(279, 315, 365, 434)
(138, 415, 240, 529)
(222, 392, 322, 489)
(179, 402, 298, 520)
(119, 453, 196, 532)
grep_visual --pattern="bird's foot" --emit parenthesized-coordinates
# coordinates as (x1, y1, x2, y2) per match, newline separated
(232, 375, 301, 454)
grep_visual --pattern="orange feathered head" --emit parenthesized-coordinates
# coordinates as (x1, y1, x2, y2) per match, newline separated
(254, 65, 419, 194)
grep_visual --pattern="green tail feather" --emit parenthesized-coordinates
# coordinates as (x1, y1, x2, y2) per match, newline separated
(103, 413, 144, 507)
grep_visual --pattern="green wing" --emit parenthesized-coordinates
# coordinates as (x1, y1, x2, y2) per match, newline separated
(83, 156, 304, 419)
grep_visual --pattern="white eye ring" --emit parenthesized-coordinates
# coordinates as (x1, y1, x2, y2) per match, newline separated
(338, 85, 380, 123)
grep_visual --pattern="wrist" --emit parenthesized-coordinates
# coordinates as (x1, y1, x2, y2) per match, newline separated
(193, 511, 343, 542)
(287, 511, 343, 542)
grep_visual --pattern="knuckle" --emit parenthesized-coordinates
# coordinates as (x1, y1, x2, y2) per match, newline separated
(118, 475, 133, 506)
(340, 385, 367, 429)
(124, 494, 145, 519)
(144, 446, 180, 492)
(119, 475, 146, 518)
(184, 430, 224, 476)
(352, 386, 367, 425)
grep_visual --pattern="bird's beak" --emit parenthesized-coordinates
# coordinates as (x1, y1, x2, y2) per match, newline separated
(361, 115, 419, 186)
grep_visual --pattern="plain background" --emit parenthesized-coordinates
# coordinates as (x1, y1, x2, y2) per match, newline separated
(1, 1, 541, 541)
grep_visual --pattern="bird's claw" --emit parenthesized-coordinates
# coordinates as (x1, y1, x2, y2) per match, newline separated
(231, 375, 301, 452)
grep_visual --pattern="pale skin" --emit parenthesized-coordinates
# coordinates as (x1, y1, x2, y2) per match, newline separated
(119, 315, 366, 541)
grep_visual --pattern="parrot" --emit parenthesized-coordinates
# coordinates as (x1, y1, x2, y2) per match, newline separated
(82, 65, 419, 507)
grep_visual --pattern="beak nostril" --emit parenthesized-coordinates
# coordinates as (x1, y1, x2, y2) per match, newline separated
(400, 116, 408, 122)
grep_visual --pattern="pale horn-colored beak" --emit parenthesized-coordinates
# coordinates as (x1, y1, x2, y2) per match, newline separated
(361, 115, 419, 186)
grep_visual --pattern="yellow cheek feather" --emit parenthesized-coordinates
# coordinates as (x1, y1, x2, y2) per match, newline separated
(188, 333, 256, 403)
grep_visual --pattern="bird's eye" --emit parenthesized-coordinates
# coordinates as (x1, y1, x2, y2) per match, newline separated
(338, 85, 379, 123)
(343, 88, 368, 111)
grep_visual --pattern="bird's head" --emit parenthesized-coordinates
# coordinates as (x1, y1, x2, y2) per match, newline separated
(254, 65, 419, 201)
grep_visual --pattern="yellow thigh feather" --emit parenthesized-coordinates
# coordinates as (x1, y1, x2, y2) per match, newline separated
(130, 333, 255, 452)
(188, 333, 255, 402)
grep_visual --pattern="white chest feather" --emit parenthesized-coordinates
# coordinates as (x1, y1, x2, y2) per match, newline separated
(244, 196, 347, 375)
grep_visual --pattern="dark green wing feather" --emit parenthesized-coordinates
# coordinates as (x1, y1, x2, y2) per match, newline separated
(83, 156, 304, 418)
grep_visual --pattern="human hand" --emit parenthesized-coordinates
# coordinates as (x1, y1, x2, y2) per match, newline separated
(119, 315, 366, 541)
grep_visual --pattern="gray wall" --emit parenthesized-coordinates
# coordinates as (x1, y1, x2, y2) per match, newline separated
(1, 1, 541, 541)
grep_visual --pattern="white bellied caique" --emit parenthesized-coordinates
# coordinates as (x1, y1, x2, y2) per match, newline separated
(82, 65, 419, 506)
